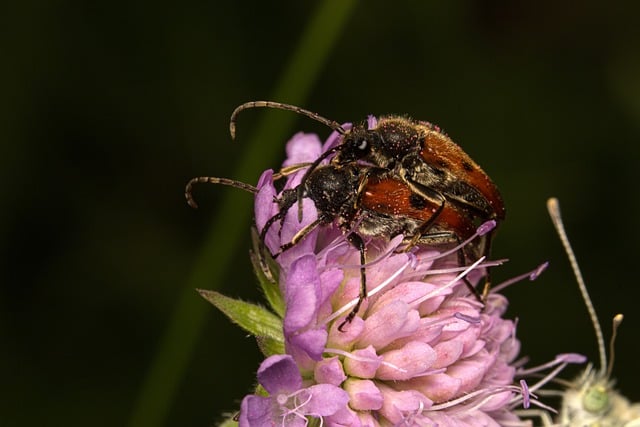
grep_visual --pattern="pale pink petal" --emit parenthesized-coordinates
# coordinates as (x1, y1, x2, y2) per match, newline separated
(402, 373, 461, 403)
(313, 356, 346, 386)
(358, 301, 419, 348)
(377, 384, 433, 425)
(432, 339, 464, 369)
(344, 379, 383, 411)
(377, 341, 437, 381)
(304, 384, 350, 415)
(342, 345, 381, 379)
(446, 352, 493, 394)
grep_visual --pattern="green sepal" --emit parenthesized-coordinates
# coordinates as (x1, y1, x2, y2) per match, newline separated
(253, 383, 268, 397)
(198, 290, 284, 342)
(216, 416, 238, 427)
(250, 227, 285, 318)
(256, 334, 286, 357)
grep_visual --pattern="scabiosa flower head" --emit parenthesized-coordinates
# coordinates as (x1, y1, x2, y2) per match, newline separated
(233, 124, 523, 427)
(200, 121, 583, 427)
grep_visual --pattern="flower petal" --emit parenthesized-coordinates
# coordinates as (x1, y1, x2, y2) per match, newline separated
(446, 351, 493, 394)
(317, 269, 344, 310)
(402, 373, 462, 403)
(476, 390, 514, 411)
(256, 354, 302, 395)
(239, 394, 273, 427)
(254, 170, 280, 253)
(432, 339, 464, 369)
(377, 384, 433, 425)
(344, 379, 383, 411)
(283, 132, 323, 167)
(304, 383, 350, 415)
(358, 301, 420, 349)
(369, 281, 436, 313)
(343, 345, 381, 379)
(377, 341, 437, 381)
(314, 356, 346, 386)
(327, 316, 365, 349)
(287, 328, 328, 363)
(284, 254, 321, 332)
(325, 405, 363, 427)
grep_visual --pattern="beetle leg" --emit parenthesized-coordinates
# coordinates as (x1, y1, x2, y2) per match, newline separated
(273, 217, 325, 257)
(402, 198, 446, 251)
(338, 231, 367, 332)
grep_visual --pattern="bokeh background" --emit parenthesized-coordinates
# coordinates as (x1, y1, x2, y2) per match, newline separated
(2, 1, 640, 426)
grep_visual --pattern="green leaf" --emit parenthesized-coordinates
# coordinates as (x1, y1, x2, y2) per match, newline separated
(256, 334, 286, 357)
(198, 290, 284, 342)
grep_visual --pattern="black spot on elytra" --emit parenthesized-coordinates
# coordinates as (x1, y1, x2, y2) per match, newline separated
(462, 161, 474, 172)
(409, 194, 427, 210)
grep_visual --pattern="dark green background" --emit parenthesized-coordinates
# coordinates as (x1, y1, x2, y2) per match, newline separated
(2, 1, 639, 426)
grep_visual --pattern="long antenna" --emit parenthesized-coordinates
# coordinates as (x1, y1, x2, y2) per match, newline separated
(184, 177, 257, 209)
(546, 197, 607, 376)
(229, 101, 346, 140)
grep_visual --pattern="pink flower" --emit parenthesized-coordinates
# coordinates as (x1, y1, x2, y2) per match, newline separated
(241, 128, 525, 426)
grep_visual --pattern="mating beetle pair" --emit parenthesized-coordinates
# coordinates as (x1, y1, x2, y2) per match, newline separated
(186, 101, 505, 329)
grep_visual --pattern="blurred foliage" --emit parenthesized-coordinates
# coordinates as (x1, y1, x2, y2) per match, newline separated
(1, 1, 639, 426)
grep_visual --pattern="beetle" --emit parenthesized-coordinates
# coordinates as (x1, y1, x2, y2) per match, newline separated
(229, 102, 504, 229)
(230, 101, 505, 294)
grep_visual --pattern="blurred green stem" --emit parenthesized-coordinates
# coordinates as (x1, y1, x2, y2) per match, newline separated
(128, 1, 358, 426)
